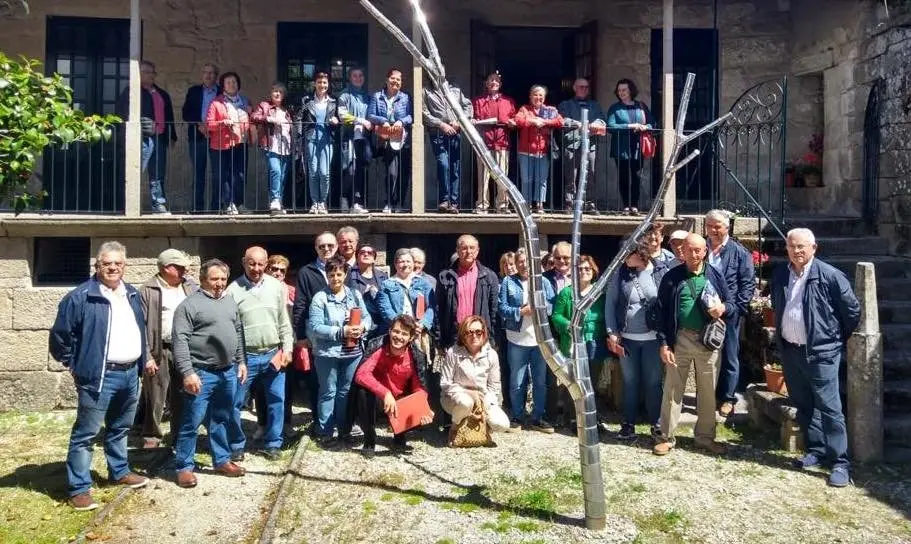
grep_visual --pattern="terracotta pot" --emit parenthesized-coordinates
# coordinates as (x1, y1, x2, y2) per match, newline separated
(764, 365, 787, 395)
(762, 307, 775, 328)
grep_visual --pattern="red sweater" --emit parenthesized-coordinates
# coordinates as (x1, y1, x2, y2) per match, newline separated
(355, 348, 424, 399)
(472, 94, 517, 151)
(514, 104, 563, 156)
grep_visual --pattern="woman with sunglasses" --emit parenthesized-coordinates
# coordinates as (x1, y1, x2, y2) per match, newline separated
(439, 316, 510, 435)
(346, 243, 388, 341)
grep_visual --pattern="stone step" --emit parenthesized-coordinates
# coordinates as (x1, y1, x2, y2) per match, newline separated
(879, 279, 911, 301)
(883, 349, 911, 380)
(884, 414, 911, 443)
(884, 378, 911, 413)
(880, 300, 911, 325)
(760, 236, 891, 257)
(766, 256, 911, 281)
(883, 324, 911, 350)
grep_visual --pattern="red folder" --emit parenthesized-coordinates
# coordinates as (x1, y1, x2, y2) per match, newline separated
(388, 391, 433, 434)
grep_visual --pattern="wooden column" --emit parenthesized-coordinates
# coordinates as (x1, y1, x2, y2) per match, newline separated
(410, 20, 426, 214)
(661, 0, 676, 218)
(124, 0, 142, 217)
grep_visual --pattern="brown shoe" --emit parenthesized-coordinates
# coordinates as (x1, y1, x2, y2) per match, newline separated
(176, 470, 197, 488)
(718, 402, 735, 418)
(695, 440, 728, 455)
(69, 492, 99, 511)
(115, 472, 149, 489)
(653, 441, 675, 456)
(214, 461, 246, 478)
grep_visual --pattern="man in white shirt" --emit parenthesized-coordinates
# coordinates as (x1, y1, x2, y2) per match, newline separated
(138, 249, 198, 449)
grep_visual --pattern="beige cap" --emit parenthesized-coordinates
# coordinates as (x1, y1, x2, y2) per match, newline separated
(669, 230, 689, 241)
(157, 249, 190, 268)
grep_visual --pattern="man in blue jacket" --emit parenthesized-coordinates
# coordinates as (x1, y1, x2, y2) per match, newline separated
(704, 209, 756, 419)
(49, 241, 150, 511)
(558, 78, 607, 214)
(654, 234, 734, 456)
(771, 228, 860, 487)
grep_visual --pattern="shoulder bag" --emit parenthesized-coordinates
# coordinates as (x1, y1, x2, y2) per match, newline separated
(685, 279, 726, 350)
(638, 103, 656, 159)
(448, 397, 495, 448)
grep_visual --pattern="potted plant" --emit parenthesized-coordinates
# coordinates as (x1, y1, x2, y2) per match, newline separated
(749, 294, 774, 328)
(763, 362, 787, 395)
(799, 133, 824, 187)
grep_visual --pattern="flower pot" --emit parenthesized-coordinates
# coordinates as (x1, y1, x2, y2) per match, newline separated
(762, 307, 775, 328)
(764, 365, 787, 395)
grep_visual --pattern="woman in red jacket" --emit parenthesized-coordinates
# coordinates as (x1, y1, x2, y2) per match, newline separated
(514, 85, 563, 214)
(206, 72, 252, 215)
(354, 315, 433, 458)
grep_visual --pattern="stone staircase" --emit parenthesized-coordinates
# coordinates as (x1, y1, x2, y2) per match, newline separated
(753, 217, 911, 464)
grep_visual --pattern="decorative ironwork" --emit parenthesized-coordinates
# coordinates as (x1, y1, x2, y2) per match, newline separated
(0, 0, 29, 18)
(727, 79, 786, 126)
(863, 78, 883, 228)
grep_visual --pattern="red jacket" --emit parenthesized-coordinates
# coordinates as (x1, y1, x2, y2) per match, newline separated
(514, 104, 563, 156)
(472, 94, 517, 151)
(355, 347, 425, 400)
(206, 95, 252, 151)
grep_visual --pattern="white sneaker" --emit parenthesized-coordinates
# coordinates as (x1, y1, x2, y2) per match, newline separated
(269, 199, 286, 214)
(252, 425, 266, 441)
(351, 203, 368, 214)
(318, 203, 329, 214)
(225, 203, 238, 215)
(382, 205, 392, 213)
(340, 197, 350, 212)
(309, 203, 319, 214)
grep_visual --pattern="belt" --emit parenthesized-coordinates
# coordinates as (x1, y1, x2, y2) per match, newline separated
(106, 361, 138, 372)
(782, 339, 806, 349)
(193, 364, 231, 373)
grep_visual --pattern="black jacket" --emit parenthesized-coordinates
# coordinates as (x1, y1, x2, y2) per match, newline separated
(293, 261, 329, 340)
(436, 262, 500, 349)
(655, 262, 735, 349)
(116, 85, 178, 143)
(181, 83, 219, 140)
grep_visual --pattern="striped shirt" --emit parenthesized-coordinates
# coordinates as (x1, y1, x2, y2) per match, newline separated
(780, 260, 813, 346)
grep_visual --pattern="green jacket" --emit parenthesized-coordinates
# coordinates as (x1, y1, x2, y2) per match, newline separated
(551, 286, 606, 357)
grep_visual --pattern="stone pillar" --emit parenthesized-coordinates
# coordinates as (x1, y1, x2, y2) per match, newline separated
(410, 21, 426, 214)
(847, 262, 883, 462)
(660, 0, 676, 218)
(124, 0, 142, 217)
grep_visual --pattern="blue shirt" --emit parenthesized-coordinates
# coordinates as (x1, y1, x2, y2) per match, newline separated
(200, 85, 219, 121)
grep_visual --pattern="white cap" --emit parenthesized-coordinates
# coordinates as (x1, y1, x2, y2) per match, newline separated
(669, 230, 689, 241)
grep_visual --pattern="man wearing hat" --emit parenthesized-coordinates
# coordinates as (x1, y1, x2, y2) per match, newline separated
(138, 248, 198, 448)
(668, 230, 689, 267)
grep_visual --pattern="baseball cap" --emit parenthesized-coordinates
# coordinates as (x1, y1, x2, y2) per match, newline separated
(669, 230, 689, 241)
(157, 249, 190, 268)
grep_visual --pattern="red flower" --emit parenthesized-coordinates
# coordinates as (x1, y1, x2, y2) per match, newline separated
(751, 250, 769, 267)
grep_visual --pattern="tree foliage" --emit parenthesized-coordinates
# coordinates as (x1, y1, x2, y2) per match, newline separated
(0, 53, 120, 212)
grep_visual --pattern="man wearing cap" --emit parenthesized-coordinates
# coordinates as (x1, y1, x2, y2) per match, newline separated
(667, 230, 689, 268)
(138, 248, 198, 449)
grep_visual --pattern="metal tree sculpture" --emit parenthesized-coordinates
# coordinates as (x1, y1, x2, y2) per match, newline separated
(361, 0, 732, 530)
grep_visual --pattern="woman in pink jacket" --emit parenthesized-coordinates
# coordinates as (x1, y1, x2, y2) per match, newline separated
(251, 82, 293, 215)
(514, 85, 563, 214)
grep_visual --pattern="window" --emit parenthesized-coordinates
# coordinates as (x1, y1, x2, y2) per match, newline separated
(33, 237, 91, 286)
(277, 23, 368, 101)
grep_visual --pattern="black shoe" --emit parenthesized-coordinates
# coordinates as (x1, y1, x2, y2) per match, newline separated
(617, 423, 636, 440)
(527, 419, 555, 434)
(362, 445, 376, 459)
(390, 437, 413, 453)
(315, 435, 340, 450)
(261, 448, 281, 461)
(230, 450, 245, 462)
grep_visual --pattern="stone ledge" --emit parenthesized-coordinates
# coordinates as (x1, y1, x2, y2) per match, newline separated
(746, 383, 803, 451)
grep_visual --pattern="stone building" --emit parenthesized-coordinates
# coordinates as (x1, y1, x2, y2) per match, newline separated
(0, 0, 909, 459)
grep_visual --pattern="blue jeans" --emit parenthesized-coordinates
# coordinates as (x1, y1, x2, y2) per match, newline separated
(67, 365, 139, 497)
(212, 146, 246, 208)
(506, 342, 547, 421)
(264, 151, 289, 203)
(716, 313, 742, 404)
(618, 338, 663, 425)
(518, 153, 549, 203)
(174, 365, 236, 472)
(229, 350, 285, 450)
(307, 137, 333, 205)
(313, 354, 361, 437)
(188, 132, 211, 210)
(781, 342, 849, 468)
(430, 132, 461, 204)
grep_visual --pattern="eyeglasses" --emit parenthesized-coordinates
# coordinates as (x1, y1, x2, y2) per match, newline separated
(578, 266, 593, 272)
(358, 249, 375, 255)
(317, 243, 336, 250)
(269, 267, 287, 273)
(555, 256, 571, 261)
(466, 329, 485, 337)
(99, 261, 125, 268)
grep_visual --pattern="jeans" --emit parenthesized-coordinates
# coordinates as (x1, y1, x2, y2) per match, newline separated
(212, 146, 246, 209)
(518, 153, 549, 203)
(264, 151, 289, 203)
(506, 342, 547, 421)
(430, 132, 461, 205)
(188, 131, 211, 210)
(307, 137, 333, 205)
(343, 139, 369, 206)
(618, 338, 663, 425)
(716, 313, 743, 404)
(67, 365, 139, 497)
(313, 354, 361, 437)
(229, 350, 286, 451)
(616, 157, 643, 209)
(174, 365, 236, 472)
(143, 135, 169, 206)
(781, 342, 849, 468)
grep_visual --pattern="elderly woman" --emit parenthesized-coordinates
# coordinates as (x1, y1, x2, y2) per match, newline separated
(307, 256, 372, 448)
(338, 67, 373, 214)
(498, 248, 555, 432)
(354, 315, 433, 458)
(498, 251, 517, 279)
(607, 79, 655, 215)
(206, 71, 252, 215)
(514, 85, 563, 214)
(252, 82, 293, 214)
(604, 242, 669, 440)
(297, 72, 339, 215)
(439, 316, 510, 434)
(376, 248, 435, 337)
(346, 242, 388, 341)
(367, 69, 413, 213)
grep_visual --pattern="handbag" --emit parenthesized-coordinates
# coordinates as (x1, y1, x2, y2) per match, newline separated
(685, 279, 726, 350)
(448, 397, 495, 448)
(638, 104, 656, 159)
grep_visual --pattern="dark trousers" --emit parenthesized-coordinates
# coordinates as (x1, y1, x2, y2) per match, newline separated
(716, 313, 743, 404)
(430, 132, 461, 205)
(188, 132, 211, 211)
(357, 387, 406, 447)
(780, 342, 850, 468)
(284, 366, 320, 431)
(343, 139, 369, 206)
(212, 145, 247, 209)
(562, 146, 596, 206)
(615, 157, 643, 209)
(381, 146, 407, 208)
(138, 345, 179, 440)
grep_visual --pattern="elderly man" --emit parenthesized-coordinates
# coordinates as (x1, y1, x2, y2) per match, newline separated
(771, 228, 859, 487)
(182, 63, 219, 211)
(226, 247, 293, 461)
(50, 241, 149, 511)
(704, 209, 756, 418)
(668, 230, 689, 266)
(423, 79, 473, 214)
(172, 259, 247, 488)
(337, 226, 360, 268)
(437, 235, 501, 350)
(138, 249, 198, 449)
(543, 241, 573, 295)
(410, 247, 436, 294)
(654, 234, 734, 456)
(558, 78, 606, 214)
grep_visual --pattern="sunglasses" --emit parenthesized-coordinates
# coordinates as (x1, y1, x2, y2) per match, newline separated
(578, 266, 593, 272)
(358, 249, 376, 255)
(269, 267, 287, 273)
(466, 329, 485, 337)
(317, 243, 336, 250)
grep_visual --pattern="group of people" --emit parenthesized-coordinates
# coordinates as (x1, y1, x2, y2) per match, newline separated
(121, 63, 655, 216)
(49, 210, 861, 511)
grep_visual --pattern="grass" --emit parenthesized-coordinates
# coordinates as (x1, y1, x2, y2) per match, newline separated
(634, 509, 689, 542)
